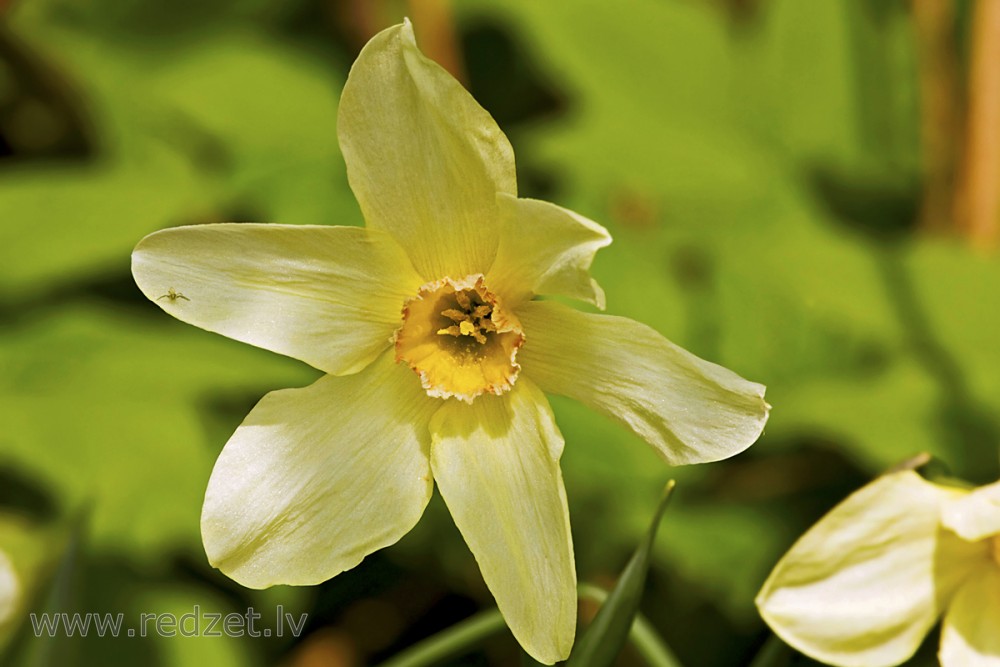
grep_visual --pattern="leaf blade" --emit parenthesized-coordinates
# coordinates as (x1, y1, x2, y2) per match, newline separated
(569, 480, 678, 667)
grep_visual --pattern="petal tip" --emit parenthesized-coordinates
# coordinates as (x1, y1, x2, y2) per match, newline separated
(590, 280, 608, 311)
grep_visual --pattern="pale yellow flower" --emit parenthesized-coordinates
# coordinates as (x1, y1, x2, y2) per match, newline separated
(0, 549, 19, 628)
(132, 21, 768, 662)
(757, 470, 1000, 667)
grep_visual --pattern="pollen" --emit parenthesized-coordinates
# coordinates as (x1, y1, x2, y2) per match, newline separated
(394, 275, 524, 402)
(992, 535, 1000, 567)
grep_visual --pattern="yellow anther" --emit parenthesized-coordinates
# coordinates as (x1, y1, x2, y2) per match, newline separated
(434, 287, 495, 345)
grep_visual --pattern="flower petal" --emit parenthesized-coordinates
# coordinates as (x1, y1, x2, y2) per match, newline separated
(338, 20, 516, 280)
(0, 549, 19, 626)
(940, 566, 1000, 667)
(429, 378, 576, 664)
(201, 353, 435, 588)
(516, 301, 768, 465)
(942, 480, 1000, 541)
(132, 223, 422, 376)
(756, 471, 982, 667)
(487, 194, 611, 309)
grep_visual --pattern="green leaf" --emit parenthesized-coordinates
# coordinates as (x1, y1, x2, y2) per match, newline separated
(4, 510, 86, 667)
(129, 587, 262, 667)
(904, 239, 1000, 418)
(746, 632, 792, 667)
(461, 0, 772, 214)
(0, 156, 213, 298)
(0, 305, 315, 558)
(568, 481, 678, 667)
(0, 24, 357, 297)
(373, 609, 507, 667)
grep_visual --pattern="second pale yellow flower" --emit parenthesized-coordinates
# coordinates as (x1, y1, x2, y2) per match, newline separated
(758, 471, 1000, 667)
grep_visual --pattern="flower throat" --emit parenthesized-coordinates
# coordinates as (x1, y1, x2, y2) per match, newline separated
(394, 275, 523, 402)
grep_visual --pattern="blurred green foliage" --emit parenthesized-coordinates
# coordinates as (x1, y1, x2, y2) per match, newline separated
(0, 0, 998, 665)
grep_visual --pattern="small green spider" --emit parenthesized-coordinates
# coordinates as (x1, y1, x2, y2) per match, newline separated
(157, 288, 190, 302)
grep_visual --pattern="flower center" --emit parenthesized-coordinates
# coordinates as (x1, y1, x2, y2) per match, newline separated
(394, 275, 524, 402)
(992, 535, 1000, 567)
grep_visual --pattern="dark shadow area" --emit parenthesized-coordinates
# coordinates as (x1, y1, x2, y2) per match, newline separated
(0, 26, 94, 164)
(0, 461, 59, 522)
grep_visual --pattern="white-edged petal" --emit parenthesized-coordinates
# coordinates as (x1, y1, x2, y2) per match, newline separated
(756, 471, 981, 667)
(487, 194, 611, 309)
(0, 550, 19, 626)
(132, 223, 422, 376)
(429, 378, 575, 664)
(516, 300, 768, 465)
(940, 566, 1000, 667)
(338, 20, 515, 280)
(942, 480, 1000, 541)
(201, 353, 436, 588)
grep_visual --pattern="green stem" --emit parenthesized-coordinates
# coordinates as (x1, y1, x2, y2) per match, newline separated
(374, 609, 507, 667)
(746, 631, 790, 667)
(577, 583, 684, 667)
(375, 584, 685, 667)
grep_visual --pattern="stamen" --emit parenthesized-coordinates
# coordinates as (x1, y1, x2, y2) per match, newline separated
(434, 287, 496, 346)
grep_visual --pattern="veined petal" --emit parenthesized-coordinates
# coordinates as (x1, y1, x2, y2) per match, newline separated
(201, 353, 436, 588)
(756, 472, 981, 667)
(942, 480, 1000, 541)
(338, 21, 516, 280)
(516, 301, 768, 465)
(429, 378, 575, 664)
(132, 224, 421, 376)
(940, 566, 1000, 667)
(487, 194, 611, 309)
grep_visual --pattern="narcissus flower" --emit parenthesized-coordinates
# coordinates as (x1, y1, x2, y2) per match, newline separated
(132, 20, 768, 663)
(757, 470, 1000, 667)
